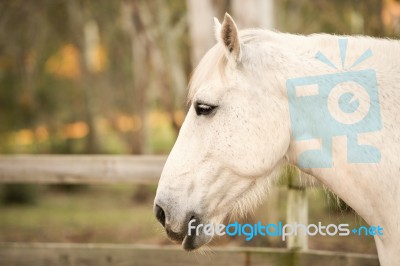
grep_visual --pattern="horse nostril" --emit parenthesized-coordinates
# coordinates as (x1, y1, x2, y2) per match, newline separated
(155, 204, 166, 227)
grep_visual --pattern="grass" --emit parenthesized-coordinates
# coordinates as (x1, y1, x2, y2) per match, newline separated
(0, 185, 162, 244)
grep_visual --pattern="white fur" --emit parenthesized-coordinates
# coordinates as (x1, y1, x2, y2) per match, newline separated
(155, 16, 400, 265)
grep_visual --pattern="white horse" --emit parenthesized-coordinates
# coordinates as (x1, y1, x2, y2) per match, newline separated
(154, 13, 400, 265)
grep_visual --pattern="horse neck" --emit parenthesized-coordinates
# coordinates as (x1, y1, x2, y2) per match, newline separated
(268, 33, 399, 229)
(259, 31, 400, 266)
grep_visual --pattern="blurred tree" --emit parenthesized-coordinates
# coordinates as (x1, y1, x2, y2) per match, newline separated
(122, 0, 189, 151)
(0, 0, 394, 157)
(66, 0, 100, 153)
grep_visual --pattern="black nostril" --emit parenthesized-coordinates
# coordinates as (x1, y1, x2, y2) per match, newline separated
(155, 204, 166, 227)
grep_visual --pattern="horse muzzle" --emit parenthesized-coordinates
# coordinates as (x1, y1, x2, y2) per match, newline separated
(153, 203, 211, 250)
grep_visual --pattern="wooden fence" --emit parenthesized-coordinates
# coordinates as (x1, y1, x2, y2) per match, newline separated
(0, 243, 379, 266)
(0, 155, 379, 266)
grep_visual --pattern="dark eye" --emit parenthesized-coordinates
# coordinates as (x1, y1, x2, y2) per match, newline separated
(194, 102, 217, 116)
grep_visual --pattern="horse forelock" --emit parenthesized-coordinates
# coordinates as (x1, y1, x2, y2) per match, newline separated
(187, 44, 227, 105)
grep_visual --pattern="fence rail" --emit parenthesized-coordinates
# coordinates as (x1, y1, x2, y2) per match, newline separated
(0, 155, 317, 185)
(0, 155, 165, 184)
(0, 243, 379, 266)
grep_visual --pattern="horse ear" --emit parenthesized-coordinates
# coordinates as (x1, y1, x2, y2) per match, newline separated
(219, 13, 241, 63)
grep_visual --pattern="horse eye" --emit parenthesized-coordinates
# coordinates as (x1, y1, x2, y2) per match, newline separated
(194, 102, 217, 116)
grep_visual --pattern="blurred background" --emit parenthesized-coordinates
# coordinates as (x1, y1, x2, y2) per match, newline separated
(0, 0, 399, 255)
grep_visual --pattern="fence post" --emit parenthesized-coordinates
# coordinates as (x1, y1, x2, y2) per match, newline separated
(286, 169, 308, 250)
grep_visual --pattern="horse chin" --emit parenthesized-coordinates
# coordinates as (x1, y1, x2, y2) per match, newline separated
(182, 232, 212, 251)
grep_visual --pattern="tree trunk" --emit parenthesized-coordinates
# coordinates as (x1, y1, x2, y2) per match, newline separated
(67, 0, 100, 154)
(123, 0, 150, 154)
(186, 0, 216, 66)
